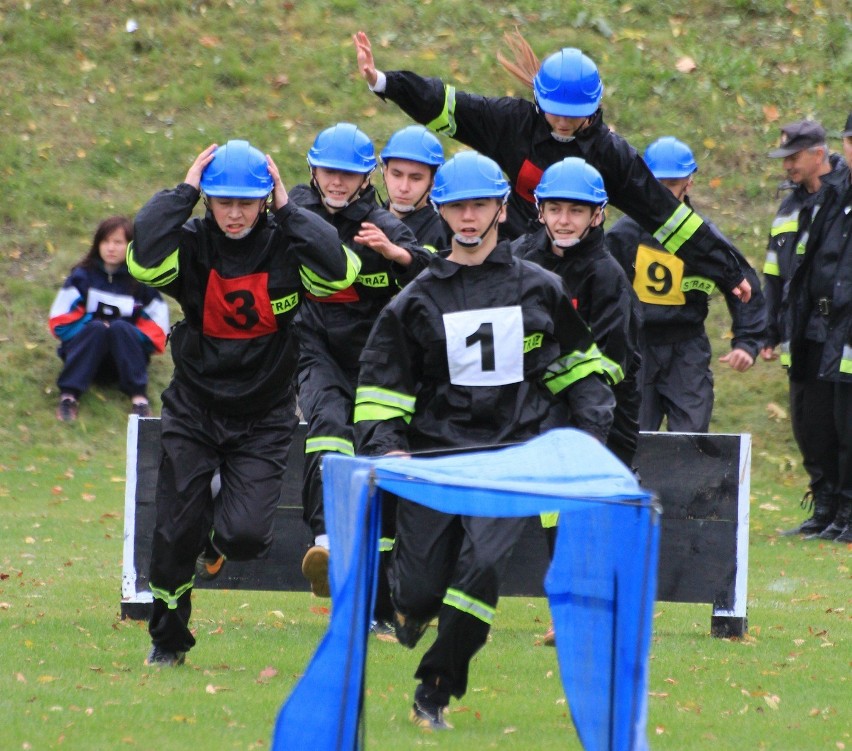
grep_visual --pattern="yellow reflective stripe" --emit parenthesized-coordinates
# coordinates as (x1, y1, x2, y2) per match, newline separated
(300, 246, 362, 296)
(653, 203, 705, 254)
(770, 219, 798, 236)
(271, 292, 299, 315)
(426, 85, 457, 137)
(355, 386, 416, 414)
(379, 537, 395, 553)
(681, 276, 716, 295)
(599, 354, 624, 386)
(542, 344, 606, 394)
(353, 403, 413, 423)
(305, 436, 354, 455)
(763, 250, 780, 277)
(840, 346, 852, 375)
(423, 244, 439, 254)
(780, 341, 791, 367)
(150, 579, 194, 610)
(443, 587, 495, 625)
(540, 511, 559, 528)
(796, 242, 806, 255)
(127, 241, 180, 287)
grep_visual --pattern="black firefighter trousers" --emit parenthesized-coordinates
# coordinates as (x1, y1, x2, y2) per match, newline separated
(389, 500, 526, 701)
(148, 383, 297, 653)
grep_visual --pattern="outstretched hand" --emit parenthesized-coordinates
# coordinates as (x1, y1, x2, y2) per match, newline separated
(354, 222, 412, 266)
(353, 31, 379, 88)
(185, 144, 218, 190)
(266, 154, 289, 210)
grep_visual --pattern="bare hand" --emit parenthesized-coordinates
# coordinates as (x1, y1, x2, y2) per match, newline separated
(185, 143, 218, 190)
(730, 277, 752, 303)
(354, 222, 412, 265)
(760, 346, 779, 362)
(353, 31, 379, 88)
(266, 154, 289, 210)
(719, 348, 755, 372)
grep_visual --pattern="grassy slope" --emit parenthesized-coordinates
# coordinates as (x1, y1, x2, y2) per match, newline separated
(0, 1, 849, 749)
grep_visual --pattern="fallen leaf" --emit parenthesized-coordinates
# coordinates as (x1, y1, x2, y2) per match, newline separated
(763, 104, 779, 122)
(764, 694, 780, 710)
(766, 402, 787, 421)
(257, 666, 278, 682)
(675, 56, 696, 73)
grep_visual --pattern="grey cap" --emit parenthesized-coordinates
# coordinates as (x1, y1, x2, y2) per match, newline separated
(768, 119, 826, 158)
(842, 112, 852, 138)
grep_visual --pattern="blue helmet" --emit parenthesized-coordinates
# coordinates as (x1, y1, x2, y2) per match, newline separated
(644, 137, 698, 179)
(307, 122, 377, 173)
(533, 48, 603, 118)
(430, 151, 510, 205)
(200, 140, 273, 198)
(380, 125, 445, 167)
(534, 157, 608, 207)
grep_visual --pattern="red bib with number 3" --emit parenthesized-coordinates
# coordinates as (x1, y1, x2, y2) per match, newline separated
(203, 269, 277, 338)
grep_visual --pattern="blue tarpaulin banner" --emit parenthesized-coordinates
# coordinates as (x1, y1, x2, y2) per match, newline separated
(272, 429, 660, 750)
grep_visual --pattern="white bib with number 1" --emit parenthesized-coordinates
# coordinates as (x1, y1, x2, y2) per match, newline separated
(442, 306, 524, 386)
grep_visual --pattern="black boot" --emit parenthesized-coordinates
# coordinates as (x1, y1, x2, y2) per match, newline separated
(815, 499, 851, 541)
(780, 488, 837, 536)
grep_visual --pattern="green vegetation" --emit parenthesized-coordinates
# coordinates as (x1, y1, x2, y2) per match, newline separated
(0, 1, 849, 749)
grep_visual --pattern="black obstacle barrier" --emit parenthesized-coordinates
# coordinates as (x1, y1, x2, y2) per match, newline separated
(121, 418, 750, 637)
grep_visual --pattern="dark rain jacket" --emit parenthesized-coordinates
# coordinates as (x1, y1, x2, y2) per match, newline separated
(353, 242, 616, 456)
(289, 183, 432, 370)
(786, 163, 852, 383)
(511, 225, 641, 464)
(376, 69, 745, 292)
(384, 201, 450, 252)
(128, 182, 357, 415)
(606, 202, 766, 358)
(762, 153, 846, 352)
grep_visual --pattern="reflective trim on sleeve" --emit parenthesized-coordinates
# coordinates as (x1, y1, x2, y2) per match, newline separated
(599, 354, 625, 386)
(149, 579, 194, 611)
(653, 204, 704, 255)
(443, 587, 496, 625)
(780, 340, 791, 367)
(770, 212, 798, 236)
(542, 344, 606, 395)
(300, 246, 362, 297)
(763, 250, 780, 277)
(354, 386, 416, 424)
(305, 436, 355, 456)
(840, 345, 852, 375)
(426, 85, 458, 137)
(127, 242, 180, 287)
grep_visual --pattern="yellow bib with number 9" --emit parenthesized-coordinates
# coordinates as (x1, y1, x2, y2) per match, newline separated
(633, 244, 685, 306)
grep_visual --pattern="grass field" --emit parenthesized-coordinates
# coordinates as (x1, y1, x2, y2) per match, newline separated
(1, 1, 850, 749)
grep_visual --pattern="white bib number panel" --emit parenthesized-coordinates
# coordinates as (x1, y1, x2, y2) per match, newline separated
(443, 306, 524, 386)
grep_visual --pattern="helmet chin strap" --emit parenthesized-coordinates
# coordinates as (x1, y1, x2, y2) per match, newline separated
(312, 170, 369, 210)
(387, 178, 433, 215)
(452, 204, 504, 247)
(203, 194, 268, 240)
(542, 206, 602, 251)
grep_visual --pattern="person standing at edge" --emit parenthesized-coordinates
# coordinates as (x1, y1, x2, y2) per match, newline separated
(781, 114, 852, 543)
(380, 124, 451, 252)
(128, 139, 357, 666)
(354, 151, 615, 730)
(605, 136, 766, 433)
(759, 120, 846, 537)
(288, 123, 431, 598)
(352, 29, 752, 304)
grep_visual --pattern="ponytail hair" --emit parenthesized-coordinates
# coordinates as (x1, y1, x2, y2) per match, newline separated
(497, 29, 540, 90)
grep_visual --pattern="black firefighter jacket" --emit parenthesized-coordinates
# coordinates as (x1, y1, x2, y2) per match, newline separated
(353, 242, 616, 456)
(606, 202, 766, 358)
(128, 182, 357, 415)
(786, 162, 852, 383)
(376, 69, 746, 293)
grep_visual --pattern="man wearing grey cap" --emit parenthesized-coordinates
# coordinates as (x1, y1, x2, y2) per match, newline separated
(775, 115, 852, 542)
